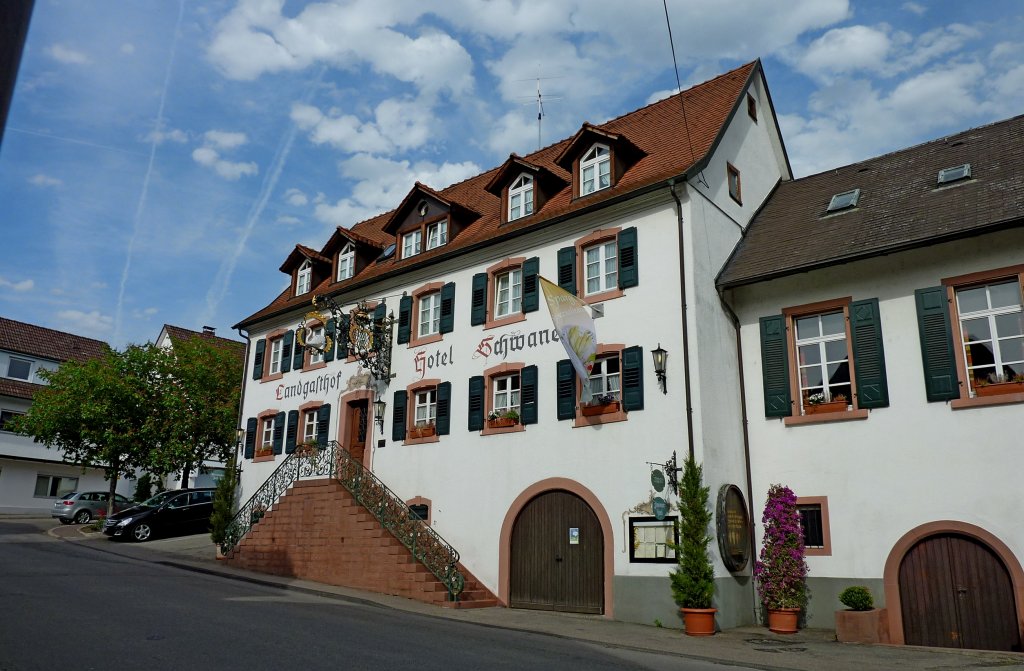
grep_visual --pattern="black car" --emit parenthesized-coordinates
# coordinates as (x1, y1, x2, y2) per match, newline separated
(102, 488, 215, 542)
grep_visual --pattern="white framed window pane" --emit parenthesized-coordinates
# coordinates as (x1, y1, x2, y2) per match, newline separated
(309, 327, 325, 364)
(957, 286, 988, 313)
(419, 293, 440, 336)
(415, 389, 436, 425)
(582, 165, 595, 194)
(989, 281, 1022, 309)
(270, 339, 282, 375)
(403, 231, 421, 258)
(304, 410, 318, 442)
(7, 358, 31, 380)
(524, 189, 533, 215)
(820, 311, 844, 335)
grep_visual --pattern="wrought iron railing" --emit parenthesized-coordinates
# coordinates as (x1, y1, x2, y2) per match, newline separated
(220, 441, 465, 601)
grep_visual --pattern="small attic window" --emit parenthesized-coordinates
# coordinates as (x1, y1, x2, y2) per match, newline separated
(296, 259, 312, 295)
(377, 243, 396, 262)
(826, 189, 860, 213)
(938, 163, 971, 185)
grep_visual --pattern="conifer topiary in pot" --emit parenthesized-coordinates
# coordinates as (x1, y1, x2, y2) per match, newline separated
(669, 454, 717, 636)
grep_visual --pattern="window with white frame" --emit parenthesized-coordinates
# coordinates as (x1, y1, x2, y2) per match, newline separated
(794, 311, 851, 410)
(629, 517, 678, 563)
(403, 230, 422, 258)
(34, 474, 78, 498)
(6, 357, 31, 380)
(260, 416, 275, 451)
(426, 219, 448, 250)
(509, 174, 534, 220)
(414, 388, 437, 426)
(956, 279, 1024, 394)
(418, 292, 441, 337)
(494, 268, 523, 318)
(580, 144, 611, 195)
(584, 240, 618, 295)
(337, 243, 355, 281)
(493, 374, 521, 415)
(269, 338, 283, 375)
(308, 326, 325, 365)
(589, 354, 621, 400)
(296, 260, 312, 295)
(303, 409, 318, 443)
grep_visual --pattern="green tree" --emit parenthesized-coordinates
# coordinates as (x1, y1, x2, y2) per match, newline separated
(149, 334, 242, 487)
(13, 344, 164, 516)
(210, 458, 238, 549)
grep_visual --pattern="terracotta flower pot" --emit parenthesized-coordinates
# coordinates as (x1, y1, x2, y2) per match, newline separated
(975, 381, 1024, 397)
(767, 607, 800, 634)
(681, 607, 717, 636)
(487, 417, 517, 428)
(581, 401, 619, 416)
(804, 399, 847, 415)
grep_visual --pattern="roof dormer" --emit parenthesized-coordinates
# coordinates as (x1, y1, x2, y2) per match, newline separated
(322, 226, 384, 285)
(280, 245, 331, 297)
(484, 154, 567, 225)
(382, 182, 479, 261)
(554, 123, 644, 199)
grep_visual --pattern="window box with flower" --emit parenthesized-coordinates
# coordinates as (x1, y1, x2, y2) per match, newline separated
(408, 423, 436, 439)
(487, 409, 520, 428)
(581, 393, 620, 416)
(974, 373, 1024, 397)
(802, 392, 847, 415)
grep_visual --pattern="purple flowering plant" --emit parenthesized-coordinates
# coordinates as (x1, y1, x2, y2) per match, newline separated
(753, 484, 808, 610)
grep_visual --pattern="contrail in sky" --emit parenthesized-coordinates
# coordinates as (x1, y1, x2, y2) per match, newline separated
(113, 0, 185, 344)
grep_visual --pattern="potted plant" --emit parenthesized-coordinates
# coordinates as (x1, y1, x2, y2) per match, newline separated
(754, 484, 808, 634)
(974, 373, 1024, 397)
(668, 454, 717, 636)
(835, 586, 890, 644)
(487, 409, 520, 428)
(803, 392, 847, 415)
(581, 393, 620, 416)
(295, 439, 319, 456)
(254, 443, 274, 458)
(409, 422, 436, 439)
(210, 460, 237, 558)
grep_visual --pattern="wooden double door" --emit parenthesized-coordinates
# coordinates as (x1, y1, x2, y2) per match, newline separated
(509, 490, 603, 614)
(899, 533, 1020, 651)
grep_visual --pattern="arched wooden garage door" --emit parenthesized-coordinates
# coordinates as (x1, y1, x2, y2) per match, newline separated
(899, 533, 1020, 651)
(509, 490, 603, 614)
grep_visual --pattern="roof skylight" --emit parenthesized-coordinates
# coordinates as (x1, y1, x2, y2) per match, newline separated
(826, 188, 860, 213)
(938, 163, 971, 185)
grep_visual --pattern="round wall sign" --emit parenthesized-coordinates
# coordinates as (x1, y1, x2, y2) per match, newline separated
(652, 496, 669, 520)
(650, 469, 666, 492)
(716, 484, 751, 572)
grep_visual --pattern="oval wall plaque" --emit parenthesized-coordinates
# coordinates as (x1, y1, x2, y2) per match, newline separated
(652, 497, 669, 521)
(716, 484, 751, 572)
(650, 469, 666, 492)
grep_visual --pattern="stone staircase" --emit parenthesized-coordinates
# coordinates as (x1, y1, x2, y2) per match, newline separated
(225, 478, 499, 608)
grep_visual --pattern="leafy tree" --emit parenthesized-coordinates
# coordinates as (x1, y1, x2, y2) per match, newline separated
(12, 344, 165, 516)
(133, 472, 154, 502)
(149, 334, 242, 487)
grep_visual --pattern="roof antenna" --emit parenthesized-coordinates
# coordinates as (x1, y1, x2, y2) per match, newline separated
(517, 71, 562, 150)
(662, 0, 707, 188)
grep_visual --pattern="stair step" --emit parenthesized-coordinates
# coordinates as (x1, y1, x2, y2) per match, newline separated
(441, 599, 500, 609)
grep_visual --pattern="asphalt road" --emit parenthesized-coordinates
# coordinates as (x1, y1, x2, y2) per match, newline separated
(0, 519, 756, 671)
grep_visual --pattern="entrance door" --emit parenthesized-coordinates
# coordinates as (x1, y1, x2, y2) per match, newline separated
(899, 533, 1020, 651)
(345, 400, 368, 465)
(509, 490, 603, 614)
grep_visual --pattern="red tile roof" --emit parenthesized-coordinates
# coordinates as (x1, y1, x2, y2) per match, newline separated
(0, 377, 44, 401)
(162, 324, 246, 364)
(0, 317, 109, 363)
(237, 60, 760, 328)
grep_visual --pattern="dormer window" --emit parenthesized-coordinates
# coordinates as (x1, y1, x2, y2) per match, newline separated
(426, 219, 448, 251)
(509, 174, 534, 221)
(296, 260, 312, 295)
(337, 243, 355, 281)
(580, 144, 611, 196)
(403, 230, 422, 259)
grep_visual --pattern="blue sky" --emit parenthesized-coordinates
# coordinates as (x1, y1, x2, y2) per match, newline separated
(2, 0, 1023, 346)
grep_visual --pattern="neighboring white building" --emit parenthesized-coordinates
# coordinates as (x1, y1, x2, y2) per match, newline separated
(719, 115, 1024, 651)
(233, 61, 791, 628)
(0, 317, 135, 513)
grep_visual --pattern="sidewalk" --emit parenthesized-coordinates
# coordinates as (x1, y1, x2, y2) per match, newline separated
(56, 523, 1024, 671)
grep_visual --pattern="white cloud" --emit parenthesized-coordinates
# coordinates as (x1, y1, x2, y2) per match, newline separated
(284, 188, 308, 206)
(797, 26, 892, 80)
(131, 307, 158, 318)
(192, 130, 258, 180)
(120, 43, 136, 55)
(47, 44, 91, 65)
(485, 110, 538, 156)
(0, 276, 34, 292)
(57, 309, 114, 336)
(277, 215, 303, 226)
(203, 130, 248, 149)
(291, 97, 433, 154)
(28, 174, 62, 187)
(144, 128, 188, 144)
(902, 2, 926, 15)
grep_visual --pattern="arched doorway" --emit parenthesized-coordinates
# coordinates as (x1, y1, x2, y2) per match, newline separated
(895, 531, 1021, 651)
(509, 490, 603, 614)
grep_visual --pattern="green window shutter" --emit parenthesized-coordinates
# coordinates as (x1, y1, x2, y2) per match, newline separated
(280, 331, 293, 373)
(468, 375, 485, 431)
(915, 286, 960, 401)
(251, 340, 265, 380)
(324, 319, 337, 362)
(397, 295, 413, 344)
(850, 298, 889, 408)
(522, 257, 540, 313)
(244, 417, 257, 459)
(759, 315, 792, 417)
(291, 331, 304, 371)
(272, 411, 286, 454)
(435, 382, 452, 435)
(621, 345, 645, 411)
(392, 390, 407, 441)
(316, 403, 331, 447)
(557, 246, 577, 295)
(556, 359, 577, 420)
(439, 282, 456, 334)
(285, 410, 299, 453)
(521, 365, 539, 424)
(336, 314, 350, 360)
(471, 272, 488, 326)
(617, 227, 639, 289)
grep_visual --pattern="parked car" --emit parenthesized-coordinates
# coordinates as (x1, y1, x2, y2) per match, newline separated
(102, 488, 215, 542)
(51, 491, 132, 524)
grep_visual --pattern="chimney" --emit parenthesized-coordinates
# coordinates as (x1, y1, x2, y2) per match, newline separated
(202, 326, 216, 336)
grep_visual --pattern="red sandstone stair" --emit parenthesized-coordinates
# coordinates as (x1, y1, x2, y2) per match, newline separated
(225, 479, 500, 608)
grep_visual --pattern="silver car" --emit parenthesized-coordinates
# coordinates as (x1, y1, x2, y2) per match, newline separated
(51, 491, 132, 524)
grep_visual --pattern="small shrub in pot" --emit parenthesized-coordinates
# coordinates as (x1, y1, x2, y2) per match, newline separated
(838, 586, 873, 611)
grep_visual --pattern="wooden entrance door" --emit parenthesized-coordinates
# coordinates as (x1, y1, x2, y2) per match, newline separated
(509, 490, 603, 614)
(899, 533, 1020, 651)
(345, 400, 368, 465)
